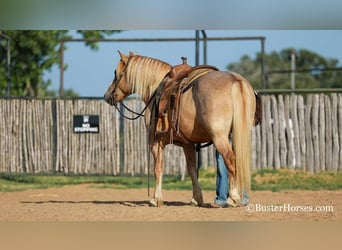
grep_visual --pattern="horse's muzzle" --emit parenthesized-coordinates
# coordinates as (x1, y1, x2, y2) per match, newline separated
(104, 93, 117, 106)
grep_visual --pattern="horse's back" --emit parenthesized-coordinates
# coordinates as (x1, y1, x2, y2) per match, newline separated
(193, 70, 253, 110)
(178, 70, 255, 142)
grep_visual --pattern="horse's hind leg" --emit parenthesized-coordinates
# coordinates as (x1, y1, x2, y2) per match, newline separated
(149, 141, 164, 207)
(214, 138, 241, 207)
(182, 143, 203, 206)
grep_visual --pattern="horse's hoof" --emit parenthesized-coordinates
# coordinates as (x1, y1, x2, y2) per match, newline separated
(149, 200, 157, 207)
(227, 197, 239, 208)
(190, 198, 200, 207)
(149, 199, 163, 207)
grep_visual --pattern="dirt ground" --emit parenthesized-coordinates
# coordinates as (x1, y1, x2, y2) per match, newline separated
(0, 185, 341, 221)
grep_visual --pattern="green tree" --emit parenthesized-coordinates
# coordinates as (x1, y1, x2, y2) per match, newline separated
(227, 48, 342, 89)
(0, 30, 120, 97)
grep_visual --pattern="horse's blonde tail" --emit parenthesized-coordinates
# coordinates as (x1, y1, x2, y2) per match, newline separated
(231, 80, 255, 198)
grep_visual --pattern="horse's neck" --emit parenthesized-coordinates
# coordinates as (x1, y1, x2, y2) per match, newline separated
(141, 81, 162, 104)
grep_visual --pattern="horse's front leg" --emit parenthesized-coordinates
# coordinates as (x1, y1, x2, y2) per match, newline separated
(149, 141, 164, 207)
(182, 143, 203, 206)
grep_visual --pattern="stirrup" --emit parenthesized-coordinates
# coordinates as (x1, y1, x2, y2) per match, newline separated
(156, 116, 169, 134)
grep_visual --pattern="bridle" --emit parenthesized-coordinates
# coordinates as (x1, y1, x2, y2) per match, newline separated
(113, 70, 131, 97)
(112, 69, 157, 121)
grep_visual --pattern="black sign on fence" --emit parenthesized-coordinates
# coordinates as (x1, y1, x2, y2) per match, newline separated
(73, 115, 99, 133)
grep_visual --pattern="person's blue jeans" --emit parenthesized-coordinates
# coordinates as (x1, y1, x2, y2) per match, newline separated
(215, 150, 249, 206)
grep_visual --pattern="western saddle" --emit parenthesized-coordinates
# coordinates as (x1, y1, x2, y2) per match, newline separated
(155, 57, 218, 136)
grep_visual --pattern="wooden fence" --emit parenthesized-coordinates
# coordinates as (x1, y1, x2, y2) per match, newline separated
(0, 94, 341, 175)
(252, 93, 342, 173)
(0, 97, 192, 175)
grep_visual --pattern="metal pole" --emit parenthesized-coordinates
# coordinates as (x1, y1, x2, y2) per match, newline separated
(201, 30, 207, 64)
(195, 30, 200, 66)
(261, 38, 267, 89)
(59, 40, 64, 97)
(290, 50, 296, 90)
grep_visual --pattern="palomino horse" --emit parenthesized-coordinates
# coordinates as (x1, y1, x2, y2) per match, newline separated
(104, 51, 256, 207)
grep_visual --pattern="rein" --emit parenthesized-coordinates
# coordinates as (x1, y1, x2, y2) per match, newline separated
(114, 102, 146, 120)
(114, 91, 157, 121)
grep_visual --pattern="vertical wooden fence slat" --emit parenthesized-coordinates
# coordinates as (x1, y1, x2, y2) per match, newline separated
(319, 94, 326, 171)
(8, 99, 13, 172)
(71, 99, 78, 174)
(141, 113, 149, 175)
(129, 109, 134, 175)
(59, 99, 65, 173)
(102, 101, 110, 174)
(208, 146, 215, 168)
(115, 107, 121, 175)
(285, 95, 295, 168)
(9, 99, 14, 172)
(331, 94, 339, 171)
(305, 95, 314, 173)
(95, 100, 102, 173)
(260, 96, 267, 169)
(325, 95, 332, 171)
(7, 99, 13, 172)
(271, 95, 280, 169)
(265, 96, 273, 167)
(133, 105, 139, 174)
(71, 99, 77, 174)
(20, 99, 26, 173)
(25, 99, 31, 172)
(65, 100, 72, 174)
(312, 94, 320, 173)
(298, 95, 306, 170)
(35, 100, 41, 173)
(0, 100, 5, 172)
(12, 99, 17, 172)
(3, 99, 8, 172)
(255, 124, 262, 170)
(278, 95, 287, 168)
(140, 103, 146, 174)
(55, 99, 60, 172)
(201, 146, 209, 171)
(338, 94, 342, 171)
(0, 100, 3, 172)
(7, 99, 11, 172)
(291, 95, 301, 169)
(10, 99, 16, 172)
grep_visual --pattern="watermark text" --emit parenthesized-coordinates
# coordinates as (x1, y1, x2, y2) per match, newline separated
(246, 203, 334, 214)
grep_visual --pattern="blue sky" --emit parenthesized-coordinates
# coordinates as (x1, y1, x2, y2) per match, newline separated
(45, 30, 342, 96)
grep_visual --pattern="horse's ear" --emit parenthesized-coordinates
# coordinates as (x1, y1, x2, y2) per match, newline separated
(129, 51, 135, 56)
(118, 50, 128, 64)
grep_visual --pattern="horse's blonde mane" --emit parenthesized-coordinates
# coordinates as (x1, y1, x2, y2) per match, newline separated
(125, 55, 172, 101)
